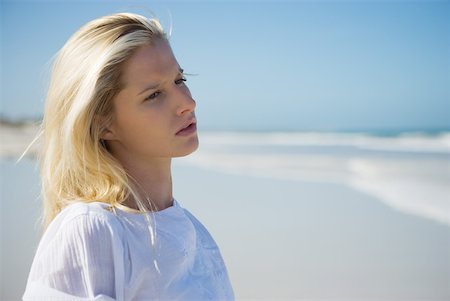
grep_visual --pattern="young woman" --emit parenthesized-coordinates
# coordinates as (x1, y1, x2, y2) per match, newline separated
(23, 12, 234, 300)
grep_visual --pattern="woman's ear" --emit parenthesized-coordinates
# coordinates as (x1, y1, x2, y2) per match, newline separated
(100, 125, 118, 141)
(96, 114, 118, 141)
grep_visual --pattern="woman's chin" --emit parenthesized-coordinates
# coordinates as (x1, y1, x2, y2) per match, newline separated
(173, 137, 199, 158)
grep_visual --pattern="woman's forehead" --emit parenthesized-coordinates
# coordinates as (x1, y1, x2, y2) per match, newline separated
(121, 40, 180, 88)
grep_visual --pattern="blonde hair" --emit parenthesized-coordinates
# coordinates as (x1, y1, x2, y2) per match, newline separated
(37, 12, 168, 229)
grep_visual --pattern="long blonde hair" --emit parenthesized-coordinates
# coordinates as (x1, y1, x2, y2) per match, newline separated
(38, 13, 168, 229)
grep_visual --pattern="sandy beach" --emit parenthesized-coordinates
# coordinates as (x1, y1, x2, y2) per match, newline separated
(1, 126, 449, 300)
(173, 163, 450, 300)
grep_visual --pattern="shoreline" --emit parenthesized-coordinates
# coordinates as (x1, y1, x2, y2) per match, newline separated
(2, 126, 449, 226)
(2, 160, 449, 300)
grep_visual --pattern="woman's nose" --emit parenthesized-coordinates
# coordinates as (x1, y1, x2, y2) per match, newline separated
(176, 88, 196, 116)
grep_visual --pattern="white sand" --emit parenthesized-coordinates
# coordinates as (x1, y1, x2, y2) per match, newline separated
(1, 159, 449, 300)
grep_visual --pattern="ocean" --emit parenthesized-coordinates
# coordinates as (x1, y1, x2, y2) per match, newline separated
(1, 124, 449, 300)
(182, 130, 450, 226)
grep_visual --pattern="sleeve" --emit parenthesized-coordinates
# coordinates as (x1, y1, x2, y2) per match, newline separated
(23, 213, 125, 301)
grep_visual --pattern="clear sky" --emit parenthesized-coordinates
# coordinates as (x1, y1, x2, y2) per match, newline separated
(1, 0, 449, 131)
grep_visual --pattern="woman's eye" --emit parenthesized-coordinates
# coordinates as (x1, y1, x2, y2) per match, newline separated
(145, 91, 161, 101)
(175, 77, 187, 85)
(144, 77, 186, 101)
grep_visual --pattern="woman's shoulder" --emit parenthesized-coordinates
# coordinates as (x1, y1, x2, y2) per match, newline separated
(32, 202, 126, 269)
(25, 202, 126, 300)
(58, 201, 115, 221)
(44, 201, 124, 241)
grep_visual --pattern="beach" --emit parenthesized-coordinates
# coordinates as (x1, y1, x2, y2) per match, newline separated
(1, 126, 449, 300)
(3, 1, 449, 299)
(173, 163, 450, 300)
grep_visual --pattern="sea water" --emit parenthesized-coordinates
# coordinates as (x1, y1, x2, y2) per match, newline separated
(179, 130, 450, 226)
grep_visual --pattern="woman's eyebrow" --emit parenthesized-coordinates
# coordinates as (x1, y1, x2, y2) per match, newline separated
(137, 67, 184, 96)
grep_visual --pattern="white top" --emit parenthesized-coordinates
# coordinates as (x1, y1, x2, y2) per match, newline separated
(23, 199, 234, 301)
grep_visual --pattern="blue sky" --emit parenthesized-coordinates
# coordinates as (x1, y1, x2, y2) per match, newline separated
(1, 0, 449, 131)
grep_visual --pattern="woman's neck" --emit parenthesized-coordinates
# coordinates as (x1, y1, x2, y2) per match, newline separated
(122, 157, 173, 212)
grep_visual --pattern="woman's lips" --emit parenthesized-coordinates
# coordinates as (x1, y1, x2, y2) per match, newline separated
(176, 122, 197, 136)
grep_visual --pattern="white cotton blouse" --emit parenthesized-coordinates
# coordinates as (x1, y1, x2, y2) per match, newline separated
(23, 199, 234, 301)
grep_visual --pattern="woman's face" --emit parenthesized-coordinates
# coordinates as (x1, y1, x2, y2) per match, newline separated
(104, 40, 198, 162)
